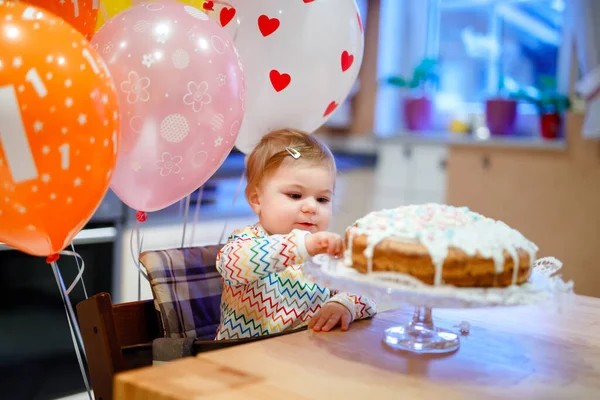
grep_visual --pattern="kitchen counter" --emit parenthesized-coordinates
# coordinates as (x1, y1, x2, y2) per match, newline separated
(318, 131, 567, 152)
(381, 131, 567, 150)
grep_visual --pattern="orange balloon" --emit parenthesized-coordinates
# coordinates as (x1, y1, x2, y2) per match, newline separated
(19, 0, 98, 40)
(0, 1, 120, 256)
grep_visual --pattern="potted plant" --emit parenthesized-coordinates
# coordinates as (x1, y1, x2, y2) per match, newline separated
(485, 77, 519, 136)
(385, 58, 439, 131)
(510, 76, 571, 139)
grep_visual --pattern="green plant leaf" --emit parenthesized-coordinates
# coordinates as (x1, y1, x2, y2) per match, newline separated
(386, 76, 408, 87)
(539, 75, 557, 91)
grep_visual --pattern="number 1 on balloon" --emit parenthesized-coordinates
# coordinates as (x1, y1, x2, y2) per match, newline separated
(0, 86, 39, 183)
(59, 144, 70, 170)
(25, 68, 47, 98)
(72, 0, 80, 18)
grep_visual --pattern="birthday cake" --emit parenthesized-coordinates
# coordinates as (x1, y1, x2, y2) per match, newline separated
(343, 204, 539, 287)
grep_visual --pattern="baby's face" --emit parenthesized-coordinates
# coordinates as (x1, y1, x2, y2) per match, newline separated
(250, 161, 335, 235)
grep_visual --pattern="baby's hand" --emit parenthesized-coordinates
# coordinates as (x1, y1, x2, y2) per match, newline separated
(308, 302, 352, 332)
(305, 232, 343, 257)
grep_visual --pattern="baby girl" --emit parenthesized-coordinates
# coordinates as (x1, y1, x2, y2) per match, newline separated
(215, 129, 376, 340)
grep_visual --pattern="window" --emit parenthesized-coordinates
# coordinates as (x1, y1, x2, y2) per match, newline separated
(428, 0, 566, 112)
(375, 0, 570, 134)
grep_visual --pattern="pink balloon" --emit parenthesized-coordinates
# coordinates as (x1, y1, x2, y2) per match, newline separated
(92, 1, 245, 212)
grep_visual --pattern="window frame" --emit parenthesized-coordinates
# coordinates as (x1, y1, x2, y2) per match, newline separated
(375, 0, 572, 135)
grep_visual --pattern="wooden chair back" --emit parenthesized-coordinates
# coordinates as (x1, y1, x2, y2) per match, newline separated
(76, 292, 307, 400)
(76, 292, 161, 400)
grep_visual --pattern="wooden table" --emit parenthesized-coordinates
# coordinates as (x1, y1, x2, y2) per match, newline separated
(115, 295, 600, 399)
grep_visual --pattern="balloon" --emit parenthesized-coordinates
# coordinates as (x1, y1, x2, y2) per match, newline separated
(92, 1, 245, 212)
(226, 0, 363, 154)
(18, 0, 99, 40)
(0, 2, 120, 256)
(94, 0, 234, 32)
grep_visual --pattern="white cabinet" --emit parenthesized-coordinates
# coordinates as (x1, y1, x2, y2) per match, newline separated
(412, 146, 448, 192)
(375, 145, 411, 189)
(373, 142, 448, 209)
(331, 168, 376, 235)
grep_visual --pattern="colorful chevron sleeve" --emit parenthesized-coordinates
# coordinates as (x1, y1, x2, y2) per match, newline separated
(327, 292, 378, 322)
(216, 225, 311, 286)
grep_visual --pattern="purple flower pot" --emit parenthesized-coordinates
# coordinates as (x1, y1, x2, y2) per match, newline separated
(403, 96, 432, 131)
(485, 98, 517, 136)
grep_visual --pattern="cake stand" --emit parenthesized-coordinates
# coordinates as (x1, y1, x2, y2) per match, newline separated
(304, 255, 573, 354)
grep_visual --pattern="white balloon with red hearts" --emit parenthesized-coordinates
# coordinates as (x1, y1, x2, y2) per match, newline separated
(222, 0, 364, 154)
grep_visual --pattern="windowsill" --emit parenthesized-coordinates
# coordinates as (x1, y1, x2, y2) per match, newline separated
(435, 100, 541, 116)
(387, 97, 564, 139)
(375, 129, 567, 150)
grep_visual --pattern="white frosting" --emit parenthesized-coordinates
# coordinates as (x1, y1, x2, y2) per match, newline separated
(344, 203, 539, 286)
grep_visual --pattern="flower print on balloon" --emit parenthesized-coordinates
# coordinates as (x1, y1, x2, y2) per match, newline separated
(120, 71, 151, 104)
(156, 153, 183, 176)
(183, 81, 212, 112)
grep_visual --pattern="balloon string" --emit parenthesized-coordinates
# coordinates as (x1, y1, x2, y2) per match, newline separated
(178, 197, 185, 216)
(138, 225, 145, 300)
(51, 256, 88, 357)
(50, 260, 93, 400)
(190, 186, 204, 247)
(129, 220, 148, 280)
(135, 223, 141, 301)
(218, 171, 244, 244)
(57, 250, 87, 296)
(130, 221, 148, 301)
(69, 243, 88, 299)
(181, 194, 191, 248)
(129, 219, 149, 302)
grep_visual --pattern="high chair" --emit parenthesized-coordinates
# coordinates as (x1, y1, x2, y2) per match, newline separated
(76, 245, 306, 400)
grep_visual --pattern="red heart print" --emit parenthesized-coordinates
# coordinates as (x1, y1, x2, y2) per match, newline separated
(220, 7, 236, 27)
(341, 51, 354, 72)
(258, 15, 280, 37)
(357, 12, 363, 33)
(323, 101, 338, 117)
(269, 70, 291, 92)
(203, 1, 214, 11)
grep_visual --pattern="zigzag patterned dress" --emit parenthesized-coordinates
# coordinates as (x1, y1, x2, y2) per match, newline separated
(215, 224, 377, 339)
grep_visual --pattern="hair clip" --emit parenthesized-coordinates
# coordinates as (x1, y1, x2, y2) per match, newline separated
(285, 147, 301, 159)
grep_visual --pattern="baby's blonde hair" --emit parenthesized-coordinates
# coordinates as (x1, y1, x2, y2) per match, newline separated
(244, 129, 336, 200)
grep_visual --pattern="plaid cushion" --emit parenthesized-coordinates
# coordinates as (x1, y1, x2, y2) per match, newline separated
(139, 245, 223, 340)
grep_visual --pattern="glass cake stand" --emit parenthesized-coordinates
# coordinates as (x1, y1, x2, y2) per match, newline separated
(382, 306, 460, 353)
(304, 255, 572, 355)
